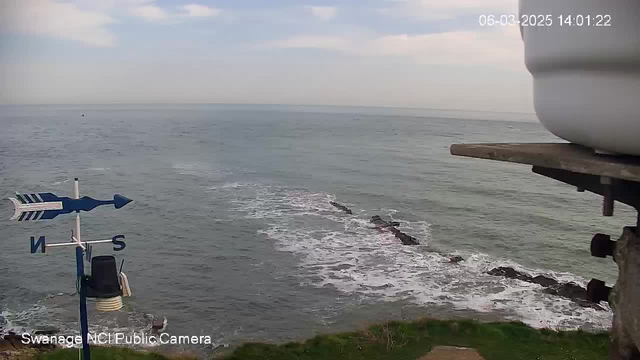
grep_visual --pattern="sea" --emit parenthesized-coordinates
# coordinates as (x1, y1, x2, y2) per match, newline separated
(0, 104, 634, 356)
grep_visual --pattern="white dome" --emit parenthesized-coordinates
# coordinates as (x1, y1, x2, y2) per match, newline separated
(520, 0, 640, 155)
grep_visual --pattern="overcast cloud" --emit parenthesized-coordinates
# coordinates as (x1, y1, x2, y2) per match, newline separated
(0, 0, 533, 112)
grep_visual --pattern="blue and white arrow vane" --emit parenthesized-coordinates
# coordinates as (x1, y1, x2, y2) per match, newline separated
(9, 192, 132, 221)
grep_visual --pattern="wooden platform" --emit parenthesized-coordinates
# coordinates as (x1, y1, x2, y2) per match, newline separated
(417, 346, 485, 360)
(450, 143, 640, 183)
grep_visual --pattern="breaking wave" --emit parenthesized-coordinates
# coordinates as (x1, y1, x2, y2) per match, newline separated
(217, 182, 612, 331)
(1, 296, 162, 348)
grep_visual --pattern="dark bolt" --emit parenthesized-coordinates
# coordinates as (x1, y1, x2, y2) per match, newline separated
(590, 233, 616, 259)
(587, 279, 612, 304)
(601, 177, 614, 216)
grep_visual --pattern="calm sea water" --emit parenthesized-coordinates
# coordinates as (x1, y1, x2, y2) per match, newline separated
(0, 105, 634, 354)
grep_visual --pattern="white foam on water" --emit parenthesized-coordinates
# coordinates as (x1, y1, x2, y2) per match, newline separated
(0, 305, 53, 335)
(172, 163, 230, 178)
(208, 182, 246, 190)
(89, 167, 110, 172)
(222, 183, 612, 331)
(173, 163, 205, 175)
(1, 309, 11, 333)
(52, 179, 70, 185)
(1, 299, 167, 349)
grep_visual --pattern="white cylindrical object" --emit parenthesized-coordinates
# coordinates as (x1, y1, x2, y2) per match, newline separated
(75, 214, 81, 244)
(520, 0, 640, 155)
(73, 178, 79, 199)
(74, 178, 81, 244)
(48, 239, 112, 248)
(120, 273, 132, 297)
(96, 296, 123, 312)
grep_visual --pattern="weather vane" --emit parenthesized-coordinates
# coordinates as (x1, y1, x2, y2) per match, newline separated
(9, 178, 133, 360)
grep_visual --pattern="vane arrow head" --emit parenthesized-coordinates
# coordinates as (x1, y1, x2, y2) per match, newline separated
(113, 194, 132, 209)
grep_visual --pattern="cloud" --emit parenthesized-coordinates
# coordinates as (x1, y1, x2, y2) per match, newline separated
(131, 3, 221, 22)
(0, 0, 222, 45)
(131, 4, 169, 21)
(367, 28, 522, 66)
(261, 35, 351, 51)
(73, 0, 155, 11)
(305, 6, 337, 21)
(259, 26, 523, 68)
(379, 0, 517, 21)
(179, 4, 221, 18)
(0, 0, 116, 47)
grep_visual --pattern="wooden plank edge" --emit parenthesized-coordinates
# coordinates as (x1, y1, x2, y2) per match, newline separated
(450, 143, 640, 183)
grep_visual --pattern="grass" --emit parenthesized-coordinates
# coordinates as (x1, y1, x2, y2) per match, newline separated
(31, 319, 609, 360)
(222, 319, 608, 360)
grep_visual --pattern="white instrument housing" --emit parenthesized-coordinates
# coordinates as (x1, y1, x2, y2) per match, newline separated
(520, 0, 640, 155)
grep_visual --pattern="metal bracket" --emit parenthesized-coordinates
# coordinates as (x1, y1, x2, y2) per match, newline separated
(532, 166, 640, 213)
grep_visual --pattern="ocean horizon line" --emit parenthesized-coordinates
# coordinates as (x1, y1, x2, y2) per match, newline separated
(0, 102, 536, 117)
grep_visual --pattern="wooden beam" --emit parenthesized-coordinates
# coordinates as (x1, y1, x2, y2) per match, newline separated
(450, 143, 640, 183)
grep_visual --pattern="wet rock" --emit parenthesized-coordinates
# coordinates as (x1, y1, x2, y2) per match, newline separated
(449, 256, 465, 264)
(370, 215, 387, 227)
(531, 275, 559, 287)
(487, 267, 558, 286)
(371, 216, 419, 245)
(576, 300, 606, 311)
(152, 318, 167, 334)
(487, 267, 530, 281)
(2, 333, 57, 352)
(329, 201, 353, 215)
(544, 282, 586, 300)
(34, 326, 59, 336)
(487, 266, 593, 306)
(3, 334, 25, 349)
(397, 233, 419, 246)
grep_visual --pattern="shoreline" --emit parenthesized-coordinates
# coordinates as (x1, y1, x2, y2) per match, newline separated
(16, 318, 608, 360)
(1, 302, 611, 359)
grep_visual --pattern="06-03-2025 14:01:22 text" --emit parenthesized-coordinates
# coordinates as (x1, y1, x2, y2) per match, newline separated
(479, 14, 612, 27)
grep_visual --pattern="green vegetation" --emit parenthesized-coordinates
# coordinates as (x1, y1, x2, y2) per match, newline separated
(32, 319, 609, 360)
(224, 319, 608, 360)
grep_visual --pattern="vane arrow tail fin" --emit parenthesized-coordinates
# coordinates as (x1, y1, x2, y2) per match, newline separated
(9, 197, 22, 220)
(15, 193, 27, 204)
(9, 193, 64, 221)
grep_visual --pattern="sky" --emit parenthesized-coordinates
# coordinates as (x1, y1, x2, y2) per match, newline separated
(0, 0, 534, 112)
